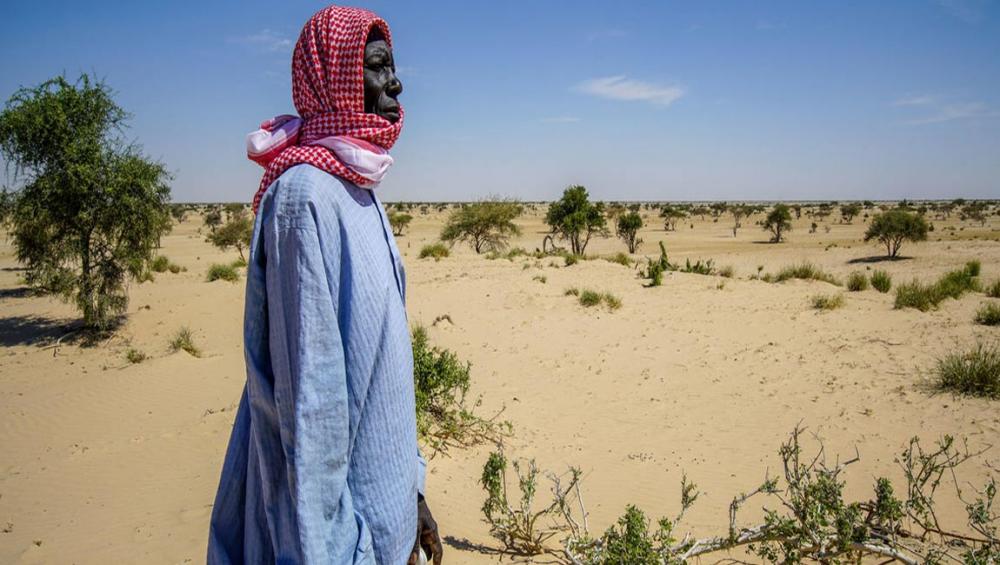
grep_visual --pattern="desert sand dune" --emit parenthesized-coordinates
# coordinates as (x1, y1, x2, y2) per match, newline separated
(1, 208, 998, 563)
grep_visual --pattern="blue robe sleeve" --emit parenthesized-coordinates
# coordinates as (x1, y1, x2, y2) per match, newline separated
(266, 217, 372, 563)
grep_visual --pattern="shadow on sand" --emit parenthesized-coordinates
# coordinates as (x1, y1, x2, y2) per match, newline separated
(0, 314, 81, 347)
(847, 255, 912, 264)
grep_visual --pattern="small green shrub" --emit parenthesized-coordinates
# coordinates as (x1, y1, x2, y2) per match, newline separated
(564, 287, 579, 296)
(579, 289, 602, 307)
(966, 259, 981, 277)
(125, 348, 147, 364)
(894, 280, 938, 311)
(870, 270, 892, 293)
(150, 255, 171, 273)
(169, 327, 201, 357)
(811, 293, 845, 310)
(679, 257, 714, 275)
(532, 275, 547, 284)
(846, 271, 869, 291)
(419, 242, 450, 260)
(564, 254, 580, 266)
(603, 293, 622, 311)
(935, 342, 1000, 399)
(413, 326, 507, 455)
(718, 265, 735, 278)
(642, 241, 672, 287)
(206, 263, 239, 282)
(975, 302, 1000, 326)
(168, 263, 182, 274)
(230, 257, 247, 269)
(774, 262, 840, 285)
(895, 262, 980, 311)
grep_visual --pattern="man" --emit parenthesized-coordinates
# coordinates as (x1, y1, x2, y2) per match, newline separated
(207, 6, 442, 564)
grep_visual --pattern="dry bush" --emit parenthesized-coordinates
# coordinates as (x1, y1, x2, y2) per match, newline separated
(894, 262, 980, 311)
(483, 426, 997, 564)
(206, 263, 239, 283)
(412, 325, 509, 457)
(419, 242, 450, 260)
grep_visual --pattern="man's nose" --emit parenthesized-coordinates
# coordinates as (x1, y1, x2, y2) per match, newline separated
(386, 75, 402, 97)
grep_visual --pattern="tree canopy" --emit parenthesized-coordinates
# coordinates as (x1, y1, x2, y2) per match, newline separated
(0, 75, 172, 329)
(864, 209, 928, 258)
(615, 211, 643, 253)
(545, 186, 607, 255)
(763, 204, 793, 243)
(441, 198, 523, 254)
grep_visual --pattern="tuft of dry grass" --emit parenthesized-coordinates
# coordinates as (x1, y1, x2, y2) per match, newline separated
(169, 327, 201, 357)
(811, 293, 845, 310)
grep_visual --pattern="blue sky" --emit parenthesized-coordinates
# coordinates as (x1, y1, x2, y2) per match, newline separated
(2, 0, 998, 202)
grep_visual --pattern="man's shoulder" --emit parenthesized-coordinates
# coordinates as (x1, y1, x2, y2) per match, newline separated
(270, 164, 353, 229)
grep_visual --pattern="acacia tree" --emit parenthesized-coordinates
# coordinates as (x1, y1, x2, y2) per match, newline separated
(660, 205, 687, 231)
(388, 211, 413, 236)
(864, 209, 928, 258)
(545, 185, 606, 255)
(441, 198, 523, 254)
(203, 205, 223, 233)
(840, 202, 861, 224)
(0, 75, 171, 330)
(615, 211, 643, 253)
(730, 204, 749, 236)
(763, 204, 793, 243)
(208, 208, 253, 261)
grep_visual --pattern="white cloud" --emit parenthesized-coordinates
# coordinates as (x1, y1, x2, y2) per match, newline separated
(892, 95, 935, 107)
(901, 101, 1000, 125)
(540, 116, 581, 123)
(574, 76, 685, 106)
(231, 29, 294, 52)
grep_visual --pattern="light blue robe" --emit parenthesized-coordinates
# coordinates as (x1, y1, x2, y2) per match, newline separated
(208, 164, 424, 565)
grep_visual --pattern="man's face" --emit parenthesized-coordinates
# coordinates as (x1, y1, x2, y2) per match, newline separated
(363, 35, 402, 123)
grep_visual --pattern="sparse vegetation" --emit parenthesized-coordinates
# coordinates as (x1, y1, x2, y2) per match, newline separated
(864, 209, 929, 258)
(772, 262, 840, 285)
(975, 302, 1000, 326)
(487, 427, 999, 564)
(871, 269, 892, 293)
(206, 263, 239, 282)
(532, 275, 547, 284)
(412, 325, 508, 455)
(811, 293, 845, 310)
(846, 271, 869, 291)
(985, 279, 1000, 298)
(568, 288, 621, 311)
(718, 265, 734, 278)
(935, 341, 1000, 398)
(125, 348, 148, 364)
(605, 252, 632, 267)
(418, 242, 450, 260)
(441, 198, 523, 254)
(894, 262, 981, 311)
(168, 327, 201, 357)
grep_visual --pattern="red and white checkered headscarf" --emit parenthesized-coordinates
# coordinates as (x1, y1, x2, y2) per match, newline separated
(249, 5, 403, 213)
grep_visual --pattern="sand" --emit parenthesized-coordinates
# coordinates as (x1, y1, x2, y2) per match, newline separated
(1, 206, 998, 564)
